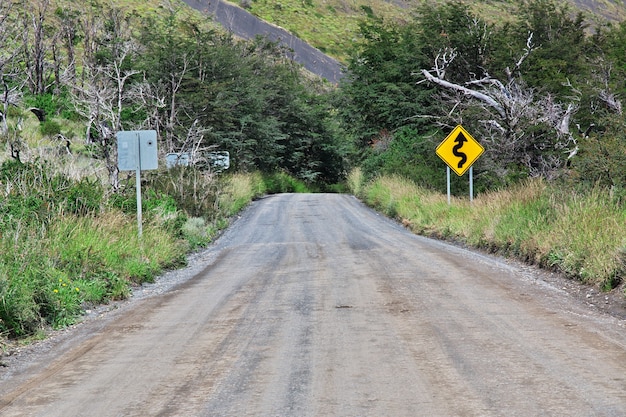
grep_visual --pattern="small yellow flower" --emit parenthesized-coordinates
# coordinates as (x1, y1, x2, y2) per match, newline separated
(53, 289, 59, 293)
(62, 283, 67, 287)
(75, 288, 80, 292)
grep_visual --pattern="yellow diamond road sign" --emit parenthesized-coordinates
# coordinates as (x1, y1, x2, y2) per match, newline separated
(436, 125, 484, 176)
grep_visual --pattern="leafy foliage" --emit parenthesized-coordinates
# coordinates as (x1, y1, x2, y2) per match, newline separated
(4, 0, 626, 340)
(339, 0, 626, 192)
(135, 12, 347, 184)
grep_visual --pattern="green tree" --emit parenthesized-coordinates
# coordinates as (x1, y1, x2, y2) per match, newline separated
(511, 0, 588, 97)
(413, 2, 495, 84)
(137, 11, 346, 183)
(339, 16, 435, 150)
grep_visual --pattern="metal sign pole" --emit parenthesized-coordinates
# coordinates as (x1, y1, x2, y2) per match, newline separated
(436, 125, 484, 206)
(117, 130, 158, 240)
(469, 166, 474, 203)
(447, 166, 451, 205)
(135, 134, 143, 238)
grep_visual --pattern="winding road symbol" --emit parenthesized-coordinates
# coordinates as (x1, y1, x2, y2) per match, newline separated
(452, 132, 468, 169)
(436, 125, 484, 176)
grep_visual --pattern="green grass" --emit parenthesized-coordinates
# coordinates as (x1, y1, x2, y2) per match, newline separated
(352, 171, 626, 290)
(217, 171, 312, 218)
(246, 0, 407, 62)
(0, 210, 186, 336)
(0, 159, 295, 340)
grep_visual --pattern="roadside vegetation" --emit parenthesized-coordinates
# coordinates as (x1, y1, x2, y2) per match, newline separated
(336, 0, 626, 297)
(351, 169, 626, 292)
(0, 162, 310, 340)
(0, 0, 331, 341)
(4, 0, 626, 343)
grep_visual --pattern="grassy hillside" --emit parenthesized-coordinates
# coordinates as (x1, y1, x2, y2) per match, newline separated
(573, 0, 626, 22)
(91, 0, 626, 65)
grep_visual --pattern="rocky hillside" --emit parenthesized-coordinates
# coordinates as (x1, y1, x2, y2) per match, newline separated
(572, 0, 626, 22)
(180, 0, 344, 83)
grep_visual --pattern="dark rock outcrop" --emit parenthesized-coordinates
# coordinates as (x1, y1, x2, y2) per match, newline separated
(180, 0, 344, 83)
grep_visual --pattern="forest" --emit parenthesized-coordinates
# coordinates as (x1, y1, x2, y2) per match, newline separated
(345, 0, 626, 194)
(2, 0, 626, 339)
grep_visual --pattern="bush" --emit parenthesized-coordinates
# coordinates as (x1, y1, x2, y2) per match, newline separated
(182, 217, 210, 249)
(40, 120, 62, 136)
(142, 167, 218, 219)
(64, 178, 103, 215)
(24, 91, 74, 120)
(263, 172, 310, 193)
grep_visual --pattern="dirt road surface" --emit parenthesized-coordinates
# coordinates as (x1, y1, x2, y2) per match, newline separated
(2, 193, 626, 416)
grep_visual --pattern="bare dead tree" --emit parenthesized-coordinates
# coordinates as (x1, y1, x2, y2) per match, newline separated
(126, 77, 167, 138)
(592, 61, 623, 115)
(20, 0, 51, 95)
(419, 33, 579, 179)
(164, 54, 191, 153)
(68, 4, 142, 190)
(507, 33, 534, 79)
(78, 2, 104, 86)
(126, 27, 202, 156)
(181, 119, 216, 167)
(72, 43, 140, 190)
(53, 6, 80, 89)
(0, 2, 25, 139)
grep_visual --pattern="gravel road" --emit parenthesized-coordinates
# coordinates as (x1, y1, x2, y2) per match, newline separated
(1, 193, 626, 416)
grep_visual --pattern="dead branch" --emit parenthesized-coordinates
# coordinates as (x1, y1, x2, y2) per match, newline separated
(432, 48, 457, 79)
(421, 68, 506, 118)
(506, 32, 534, 80)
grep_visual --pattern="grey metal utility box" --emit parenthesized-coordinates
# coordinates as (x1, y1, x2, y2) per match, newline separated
(117, 130, 158, 171)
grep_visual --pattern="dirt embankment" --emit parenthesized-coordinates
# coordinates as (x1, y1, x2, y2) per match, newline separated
(181, 0, 344, 83)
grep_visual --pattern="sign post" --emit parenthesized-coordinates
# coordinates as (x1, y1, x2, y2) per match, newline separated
(117, 130, 158, 238)
(436, 125, 484, 204)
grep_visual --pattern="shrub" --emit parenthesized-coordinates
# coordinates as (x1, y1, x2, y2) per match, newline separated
(108, 190, 137, 213)
(40, 120, 62, 137)
(64, 178, 103, 215)
(182, 217, 210, 249)
(142, 167, 218, 219)
(263, 172, 310, 193)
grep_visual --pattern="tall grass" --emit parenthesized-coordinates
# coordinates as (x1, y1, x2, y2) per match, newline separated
(0, 209, 187, 336)
(0, 161, 311, 340)
(217, 172, 267, 217)
(217, 171, 311, 217)
(352, 171, 626, 290)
